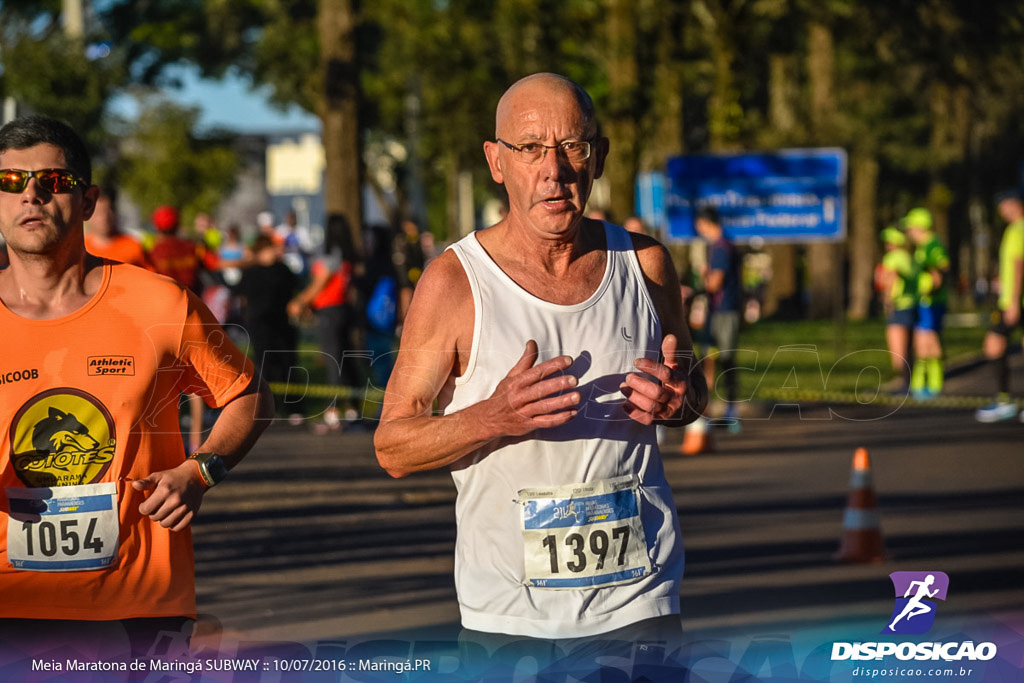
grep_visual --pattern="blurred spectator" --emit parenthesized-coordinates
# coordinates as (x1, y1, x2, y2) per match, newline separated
(190, 212, 234, 325)
(234, 234, 303, 424)
(361, 223, 401, 394)
(84, 188, 146, 267)
(903, 207, 949, 400)
(216, 223, 248, 285)
(257, 210, 276, 240)
(276, 209, 314, 277)
(218, 224, 247, 266)
(682, 205, 742, 453)
(623, 215, 648, 235)
(877, 226, 917, 391)
(394, 219, 426, 325)
(145, 204, 206, 450)
(420, 229, 437, 264)
(147, 205, 203, 294)
(288, 213, 361, 433)
(194, 212, 221, 271)
(209, 223, 247, 346)
(975, 189, 1024, 422)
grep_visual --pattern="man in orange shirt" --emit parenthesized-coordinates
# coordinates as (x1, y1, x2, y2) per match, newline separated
(0, 116, 274, 659)
(83, 187, 146, 267)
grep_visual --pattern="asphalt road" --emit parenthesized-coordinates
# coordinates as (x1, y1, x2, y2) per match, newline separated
(189, 354, 1024, 675)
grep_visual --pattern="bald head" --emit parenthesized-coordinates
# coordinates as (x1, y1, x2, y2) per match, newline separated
(494, 73, 597, 139)
(482, 72, 608, 231)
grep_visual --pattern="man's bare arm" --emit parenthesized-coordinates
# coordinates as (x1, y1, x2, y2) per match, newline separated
(704, 268, 725, 295)
(374, 252, 580, 478)
(133, 376, 275, 531)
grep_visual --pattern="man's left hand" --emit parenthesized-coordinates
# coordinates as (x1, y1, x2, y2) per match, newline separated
(622, 334, 692, 425)
(132, 461, 208, 532)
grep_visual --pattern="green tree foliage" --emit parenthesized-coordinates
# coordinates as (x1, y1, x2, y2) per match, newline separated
(118, 99, 238, 228)
(8, 1, 1024, 318)
(101, 0, 364, 247)
(361, 0, 606, 235)
(0, 1, 124, 157)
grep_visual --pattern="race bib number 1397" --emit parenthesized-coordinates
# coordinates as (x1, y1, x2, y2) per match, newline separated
(6, 482, 119, 572)
(519, 475, 651, 589)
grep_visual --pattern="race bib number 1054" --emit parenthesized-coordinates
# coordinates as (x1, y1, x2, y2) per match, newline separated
(6, 482, 119, 572)
(519, 475, 651, 589)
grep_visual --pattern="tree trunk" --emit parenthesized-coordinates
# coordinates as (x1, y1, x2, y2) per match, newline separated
(648, 0, 686, 268)
(847, 154, 879, 320)
(604, 0, 639, 224)
(445, 152, 462, 241)
(807, 22, 835, 135)
(805, 242, 838, 319)
(769, 54, 798, 136)
(762, 53, 799, 318)
(763, 244, 797, 318)
(318, 0, 363, 255)
(805, 20, 838, 318)
(645, 0, 684, 169)
(707, 2, 741, 152)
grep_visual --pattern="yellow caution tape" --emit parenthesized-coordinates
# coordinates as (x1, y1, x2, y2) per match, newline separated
(754, 388, 1023, 410)
(267, 383, 1019, 411)
(267, 382, 386, 401)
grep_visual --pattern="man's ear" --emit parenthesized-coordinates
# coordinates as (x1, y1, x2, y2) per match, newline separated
(80, 185, 101, 221)
(591, 136, 610, 180)
(483, 140, 504, 184)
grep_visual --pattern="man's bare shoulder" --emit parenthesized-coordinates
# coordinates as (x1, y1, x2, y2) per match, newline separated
(412, 248, 472, 305)
(402, 247, 474, 350)
(627, 231, 676, 287)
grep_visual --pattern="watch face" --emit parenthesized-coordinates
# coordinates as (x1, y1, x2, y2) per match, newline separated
(194, 453, 227, 485)
(206, 454, 228, 482)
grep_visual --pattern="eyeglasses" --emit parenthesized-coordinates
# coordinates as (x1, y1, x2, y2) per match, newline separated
(496, 139, 592, 165)
(0, 168, 86, 194)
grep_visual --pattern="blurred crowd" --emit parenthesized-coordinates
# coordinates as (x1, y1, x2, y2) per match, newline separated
(64, 188, 436, 436)
(0, 189, 1016, 436)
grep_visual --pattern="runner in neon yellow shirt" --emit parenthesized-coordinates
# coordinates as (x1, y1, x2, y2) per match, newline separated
(976, 189, 1024, 422)
(878, 227, 917, 391)
(903, 207, 949, 400)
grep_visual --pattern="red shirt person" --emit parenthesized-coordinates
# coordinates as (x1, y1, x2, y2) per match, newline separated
(146, 205, 201, 292)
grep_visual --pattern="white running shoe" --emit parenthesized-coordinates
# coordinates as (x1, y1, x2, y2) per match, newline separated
(975, 401, 1019, 423)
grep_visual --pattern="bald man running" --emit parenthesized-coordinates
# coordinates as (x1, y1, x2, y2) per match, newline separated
(375, 73, 706, 667)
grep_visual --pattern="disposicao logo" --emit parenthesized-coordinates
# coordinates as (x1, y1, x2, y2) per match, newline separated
(883, 571, 949, 635)
(831, 570, 998, 663)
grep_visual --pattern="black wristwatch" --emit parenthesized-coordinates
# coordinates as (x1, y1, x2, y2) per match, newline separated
(188, 452, 229, 488)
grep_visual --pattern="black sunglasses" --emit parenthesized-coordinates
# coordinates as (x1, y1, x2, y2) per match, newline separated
(0, 168, 86, 194)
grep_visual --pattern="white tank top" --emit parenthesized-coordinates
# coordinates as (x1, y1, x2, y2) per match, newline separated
(445, 222, 685, 638)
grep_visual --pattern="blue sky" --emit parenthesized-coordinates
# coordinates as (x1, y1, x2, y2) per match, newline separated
(113, 64, 320, 134)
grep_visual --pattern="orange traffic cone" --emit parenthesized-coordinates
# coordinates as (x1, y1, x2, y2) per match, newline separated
(680, 417, 713, 455)
(835, 447, 887, 563)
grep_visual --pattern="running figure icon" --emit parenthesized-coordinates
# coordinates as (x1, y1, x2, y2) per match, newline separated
(888, 574, 939, 631)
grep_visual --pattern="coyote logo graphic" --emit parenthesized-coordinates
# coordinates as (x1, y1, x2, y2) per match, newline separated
(32, 407, 101, 462)
(10, 389, 116, 487)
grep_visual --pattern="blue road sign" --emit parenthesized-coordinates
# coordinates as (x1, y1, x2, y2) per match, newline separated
(635, 171, 668, 234)
(662, 148, 847, 243)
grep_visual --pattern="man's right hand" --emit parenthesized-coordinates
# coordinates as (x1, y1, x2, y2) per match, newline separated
(475, 340, 581, 438)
